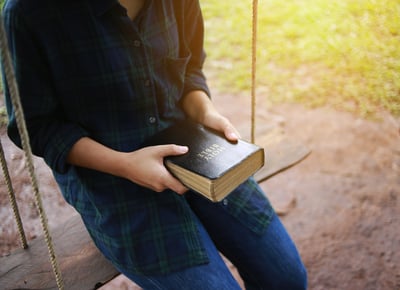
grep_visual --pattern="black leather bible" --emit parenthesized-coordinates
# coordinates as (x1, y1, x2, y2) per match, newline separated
(144, 120, 265, 202)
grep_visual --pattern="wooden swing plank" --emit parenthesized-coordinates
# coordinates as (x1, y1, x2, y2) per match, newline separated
(0, 213, 118, 290)
(255, 129, 311, 182)
(229, 108, 311, 183)
(0, 134, 310, 290)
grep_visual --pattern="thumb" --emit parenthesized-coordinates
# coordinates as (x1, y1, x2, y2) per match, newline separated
(224, 125, 240, 142)
(158, 144, 189, 157)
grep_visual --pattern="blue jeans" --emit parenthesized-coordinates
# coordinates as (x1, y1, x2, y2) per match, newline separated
(123, 194, 307, 290)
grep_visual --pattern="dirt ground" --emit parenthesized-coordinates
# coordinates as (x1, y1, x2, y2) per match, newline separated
(0, 92, 399, 290)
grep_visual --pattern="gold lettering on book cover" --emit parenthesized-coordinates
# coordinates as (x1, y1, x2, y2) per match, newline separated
(197, 144, 226, 161)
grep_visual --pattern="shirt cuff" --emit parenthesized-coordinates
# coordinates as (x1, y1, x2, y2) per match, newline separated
(43, 124, 89, 174)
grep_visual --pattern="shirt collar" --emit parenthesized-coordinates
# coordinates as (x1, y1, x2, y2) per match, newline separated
(87, 0, 120, 16)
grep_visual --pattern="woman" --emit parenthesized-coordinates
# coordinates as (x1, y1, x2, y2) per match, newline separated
(2, 0, 307, 289)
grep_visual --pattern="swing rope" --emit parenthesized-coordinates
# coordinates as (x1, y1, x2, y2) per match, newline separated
(0, 18, 65, 290)
(0, 139, 28, 249)
(251, 0, 258, 144)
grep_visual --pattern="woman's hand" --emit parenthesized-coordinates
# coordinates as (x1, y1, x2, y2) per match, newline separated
(121, 145, 189, 194)
(201, 111, 240, 142)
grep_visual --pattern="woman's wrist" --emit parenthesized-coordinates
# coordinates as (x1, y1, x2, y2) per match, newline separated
(180, 90, 215, 123)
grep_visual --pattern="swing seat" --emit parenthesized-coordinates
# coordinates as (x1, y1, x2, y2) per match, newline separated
(0, 214, 119, 290)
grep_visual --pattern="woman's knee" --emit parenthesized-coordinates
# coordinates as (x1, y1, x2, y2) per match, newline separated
(269, 247, 308, 290)
(241, 261, 307, 290)
(280, 261, 308, 290)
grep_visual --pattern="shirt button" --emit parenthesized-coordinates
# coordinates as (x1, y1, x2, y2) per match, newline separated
(223, 199, 228, 206)
(133, 40, 141, 47)
(148, 116, 157, 124)
(144, 79, 151, 87)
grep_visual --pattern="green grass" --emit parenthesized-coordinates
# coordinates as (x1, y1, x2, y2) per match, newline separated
(201, 0, 400, 117)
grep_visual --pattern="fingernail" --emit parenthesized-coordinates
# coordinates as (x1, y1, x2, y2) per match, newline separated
(229, 132, 238, 139)
(179, 146, 189, 153)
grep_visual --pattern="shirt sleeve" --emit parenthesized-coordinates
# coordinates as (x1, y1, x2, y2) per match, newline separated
(178, 0, 211, 98)
(2, 2, 89, 173)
